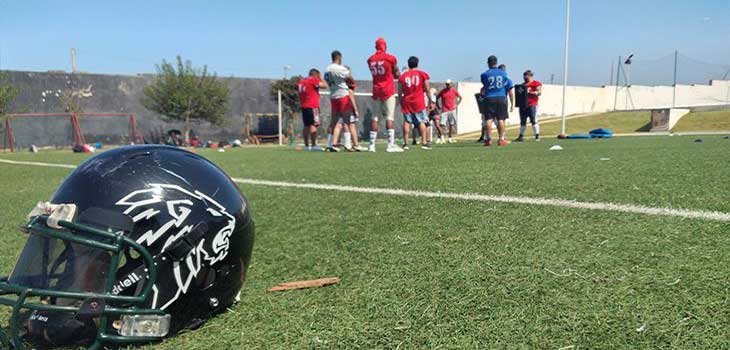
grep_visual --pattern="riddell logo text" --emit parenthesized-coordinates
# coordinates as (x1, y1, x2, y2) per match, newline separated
(111, 272, 142, 295)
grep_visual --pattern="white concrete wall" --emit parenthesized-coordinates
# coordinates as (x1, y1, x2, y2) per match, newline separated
(455, 79, 730, 134)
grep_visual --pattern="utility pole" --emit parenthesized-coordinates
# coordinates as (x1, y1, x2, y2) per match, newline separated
(560, 0, 571, 136)
(672, 50, 678, 108)
(550, 73, 555, 85)
(71, 48, 77, 73)
(613, 56, 621, 111)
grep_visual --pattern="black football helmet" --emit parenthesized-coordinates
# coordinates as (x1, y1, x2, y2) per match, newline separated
(0, 145, 254, 349)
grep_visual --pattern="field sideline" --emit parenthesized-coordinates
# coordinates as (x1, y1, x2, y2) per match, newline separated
(0, 135, 728, 349)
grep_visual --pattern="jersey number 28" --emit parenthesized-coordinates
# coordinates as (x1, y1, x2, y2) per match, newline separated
(487, 76, 504, 90)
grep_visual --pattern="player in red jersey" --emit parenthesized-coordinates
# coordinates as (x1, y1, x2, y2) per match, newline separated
(367, 37, 403, 152)
(436, 79, 462, 143)
(398, 56, 433, 150)
(297, 69, 328, 150)
(515, 70, 543, 141)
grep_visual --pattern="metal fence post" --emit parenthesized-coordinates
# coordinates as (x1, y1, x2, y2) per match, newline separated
(277, 89, 283, 146)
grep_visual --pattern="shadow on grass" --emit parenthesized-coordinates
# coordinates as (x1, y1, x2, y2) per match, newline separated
(636, 121, 653, 132)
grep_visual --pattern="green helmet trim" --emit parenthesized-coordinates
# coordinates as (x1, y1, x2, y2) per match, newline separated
(0, 215, 164, 350)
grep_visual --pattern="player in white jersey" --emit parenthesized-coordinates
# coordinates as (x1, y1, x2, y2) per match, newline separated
(324, 50, 366, 152)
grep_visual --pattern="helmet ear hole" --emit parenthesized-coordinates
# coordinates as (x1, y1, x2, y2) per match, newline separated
(195, 267, 216, 291)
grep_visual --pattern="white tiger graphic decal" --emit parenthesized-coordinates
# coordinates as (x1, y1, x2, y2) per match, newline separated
(115, 183, 235, 310)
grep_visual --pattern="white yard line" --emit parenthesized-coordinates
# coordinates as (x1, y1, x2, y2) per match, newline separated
(0, 158, 77, 169)
(1, 158, 729, 222)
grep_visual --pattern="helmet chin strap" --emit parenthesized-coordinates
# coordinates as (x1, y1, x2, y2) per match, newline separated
(25, 310, 98, 347)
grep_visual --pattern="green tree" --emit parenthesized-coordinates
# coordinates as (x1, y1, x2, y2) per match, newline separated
(142, 56, 229, 142)
(270, 76, 303, 116)
(0, 72, 18, 117)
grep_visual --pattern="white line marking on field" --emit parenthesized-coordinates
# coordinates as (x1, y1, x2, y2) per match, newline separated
(1, 158, 729, 222)
(230, 178, 730, 222)
(0, 158, 77, 169)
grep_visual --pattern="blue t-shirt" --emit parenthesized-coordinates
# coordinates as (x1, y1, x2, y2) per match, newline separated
(480, 68, 514, 98)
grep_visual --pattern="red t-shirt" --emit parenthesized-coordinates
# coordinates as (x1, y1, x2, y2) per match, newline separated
(526, 80, 542, 107)
(367, 52, 398, 100)
(298, 77, 321, 109)
(437, 87, 461, 112)
(398, 69, 430, 114)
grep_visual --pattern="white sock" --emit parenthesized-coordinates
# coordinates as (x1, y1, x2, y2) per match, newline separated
(326, 134, 333, 148)
(344, 131, 352, 148)
(533, 124, 540, 135)
(387, 129, 395, 146)
(520, 125, 526, 136)
(369, 131, 377, 145)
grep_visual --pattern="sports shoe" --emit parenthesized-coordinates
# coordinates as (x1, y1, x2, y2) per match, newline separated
(326, 146, 340, 152)
(434, 138, 443, 144)
(353, 145, 368, 152)
(311, 145, 323, 151)
(304, 146, 312, 151)
(402, 144, 409, 150)
(411, 139, 417, 145)
(498, 139, 510, 146)
(368, 144, 376, 152)
(386, 144, 404, 153)
(515, 135, 525, 142)
(484, 139, 493, 147)
(421, 142, 432, 150)
(476, 137, 484, 143)
(448, 138, 455, 143)
(535, 135, 541, 141)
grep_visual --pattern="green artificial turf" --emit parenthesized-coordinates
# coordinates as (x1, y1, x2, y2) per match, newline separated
(0, 136, 728, 349)
(672, 109, 730, 132)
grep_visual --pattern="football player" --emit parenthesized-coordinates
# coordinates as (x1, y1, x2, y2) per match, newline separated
(479, 55, 514, 146)
(436, 79, 462, 143)
(398, 56, 433, 150)
(367, 37, 403, 152)
(297, 69, 328, 151)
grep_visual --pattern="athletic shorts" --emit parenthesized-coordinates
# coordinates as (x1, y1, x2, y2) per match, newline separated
(519, 106, 538, 125)
(373, 95, 396, 122)
(404, 109, 427, 125)
(301, 108, 320, 127)
(480, 96, 509, 120)
(338, 114, 358, 124)
(428, 109, 439, 121)
(441, 110, 456, 126)
(330, 96, 353, 116)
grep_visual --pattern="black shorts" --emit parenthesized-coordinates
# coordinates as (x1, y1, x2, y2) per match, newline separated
(428, 110, 439, 121)
(301, 108, 320, 127)
(481, 97, 509, 120)
(519, 106, 538, 125)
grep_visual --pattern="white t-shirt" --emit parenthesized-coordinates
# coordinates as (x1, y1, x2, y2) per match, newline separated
(325, 63, 351, 99)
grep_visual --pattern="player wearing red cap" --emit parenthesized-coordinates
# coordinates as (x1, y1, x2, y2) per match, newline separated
(436, 79, 462, 143)
(367, 37, 403, 153)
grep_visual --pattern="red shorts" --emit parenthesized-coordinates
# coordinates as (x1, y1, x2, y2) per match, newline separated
(330, 96, 353, 115)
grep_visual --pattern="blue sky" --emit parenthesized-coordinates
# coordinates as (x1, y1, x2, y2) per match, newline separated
(1, 0, 728, 86)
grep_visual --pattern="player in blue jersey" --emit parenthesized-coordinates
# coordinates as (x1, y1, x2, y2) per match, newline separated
(479, 55, 514, 146)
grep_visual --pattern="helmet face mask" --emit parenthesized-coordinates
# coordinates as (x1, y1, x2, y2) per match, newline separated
(0, 216, 163, 349)
(0, 146, 255, 349)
